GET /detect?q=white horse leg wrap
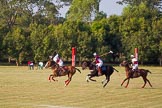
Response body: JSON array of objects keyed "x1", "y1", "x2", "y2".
[{"x1": 86, "y1": 76, "x2": 90, "y2": 81}]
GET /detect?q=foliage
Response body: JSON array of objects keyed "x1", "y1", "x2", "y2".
[
  {"x1": 120, "y1": 2, "x2": 162, "y2": 64},
  {"x1": 66, "y1": 0, "x2": 101, "y2": 21},
  {"x1": 0, "y1": 0, "x2": 162, "y2": 65}
]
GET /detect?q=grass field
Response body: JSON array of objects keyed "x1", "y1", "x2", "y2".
[{"x1": 0, "y1": 65, "x2": 162, "y2": 108}]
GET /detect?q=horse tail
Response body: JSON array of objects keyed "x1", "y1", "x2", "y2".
[
  {"x1": 75, "y1": 67, "x2": 81, "y2": 73},
  {"x1": 113, "y1": 68, "x2": 119, "y2": 72},
  {"x1": 146, "y1": 70, "x2": 152, "y2": 74}
]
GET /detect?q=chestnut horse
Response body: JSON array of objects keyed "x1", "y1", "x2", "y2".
[
  {"x1": 45, "y1": 60, "x2": 81, "y2": 87},
  {"x1": 81, "y1": 61, "x2": 119, "y2": 88},
  {"x1": 120, "y1": 60, "x2": 152, "y2": 88}
]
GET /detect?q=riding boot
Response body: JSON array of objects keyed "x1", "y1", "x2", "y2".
[
  {"x1": 134, "y1": 69, "x2": 138, "y2": 76},
  {"x1": 60, "y1": 67, "x2": 65, "y2": 74},
  {"x1": 98, "y1": 67, "x2": 102, "y2": 76},
  {"x1": 132, "y1": 69, "x2": 138, "y2": 77},
  {"x1": 56, "y1": 68, "x2": 61, "y2": 76}
]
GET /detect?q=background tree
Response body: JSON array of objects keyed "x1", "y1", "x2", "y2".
[
  {"x1": 66, "y1": 0, "x2": 101, "y2": 21},
  {"x1": 120, "y1": 1, "x2": 161, "y2": 64},
  {"x1": 0, "y1": 0, "x2": 162, "y2": 66},
  {"x1": 3, "y1": 27, "x2": 26, "y2": 65},
  {"x1": 29, "y1": 23, "x2": 56, "y2": 63}
]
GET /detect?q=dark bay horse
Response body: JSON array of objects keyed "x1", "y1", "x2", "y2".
[
  {"x1": 81, "y1": 61, "x2": 119, "y2": 88},
  {"x1": 45, "y1": 60, "x2": 81, "y2": 87},
  {"x1": 120, "y1": 60, "x2": 152, "y2": 88}
]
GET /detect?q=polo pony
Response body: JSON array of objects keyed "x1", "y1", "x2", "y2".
[
  {"x1": 120, "y1": 60, "x2": 152, "y2": 88},
  {"x1": 81, "y1": 61, "x2": 119, "y2": 88},
  {"x1": 45, "y1": 59, "x2": 81, "y2": 87}
]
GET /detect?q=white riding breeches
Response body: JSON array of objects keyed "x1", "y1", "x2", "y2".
[
  {"x1": 132, "y1": 64, "x2": 138, "y2": 70},
  {"x1": 96, "y1": 62, "x2": 103, "y2": 68}
]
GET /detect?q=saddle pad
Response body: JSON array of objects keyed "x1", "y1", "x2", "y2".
[{"x1": 101, "y1": 66, "x2": 107, "y2": 71}]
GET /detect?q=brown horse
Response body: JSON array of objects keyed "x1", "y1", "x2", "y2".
[
  {"x1": 120, "y1": 60, "x2": 152, "y2": 88},
  {"x1": 45, "y1": 60, "x2": 81, "y2": 87},
  {"x1": 81, "y1": 61, "x2": 119, "y2": 88}
]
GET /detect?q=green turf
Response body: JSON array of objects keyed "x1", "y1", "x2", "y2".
[{"x1": 0, "y1": 66, "x2": 162, "y2": 108}]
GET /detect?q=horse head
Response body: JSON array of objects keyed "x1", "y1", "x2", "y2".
[
  {"x1": 120, "y1": 60, "x2": 130, "y2": 67},
  {"x1": 81, "y1": 61, "x2": 96, "y2": 71},
  {"x1": 120, "y1": 60, "x2": 132, "y2": 74},
  {"x1": 81, "y1": 61, "x2": 88, "y2": 70}
]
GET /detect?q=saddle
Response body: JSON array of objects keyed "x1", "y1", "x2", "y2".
[
  {"x1": 57, "y1": 66, "x2": 68, "y2": 76},
  {"x1": 101, "y1": 66, "x2": 107, "y2": 71},
  {"x1": 130, "y1": 69, "x2": 140, "y2": 77},
  {"x1": 101, "y1": 65, "x2": 113, "y2": 72}
]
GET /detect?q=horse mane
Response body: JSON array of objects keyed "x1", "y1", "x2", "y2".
[
  {"x1": 51, "y1": 61, "x2": 56, "y2": 65},
  {"x1": 123, "y1": 61, "x2": 131, "y2": 68},
  {"x1": 81, "y1": 60, "x2": 96, "y2": 71},
  {"x1": 49, "y1": 60, "x2": 57, "y2": 67}
]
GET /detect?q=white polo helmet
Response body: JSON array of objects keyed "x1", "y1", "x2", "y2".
[
  {"x1": 131, "y1": 55, "x2": 134, "y2": 58},
  {"x1": 93, "y1": 52, "x2": 97, "y2": 56},
  {"x1": 109, "y1": 50, "x2": 113, "y2": 54},
  {"x1": 49, "y1": 56, "x2": 53, "y2": 59}
]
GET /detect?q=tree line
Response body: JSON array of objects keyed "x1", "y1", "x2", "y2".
[{"x1": 0, "y1": 0, "x2": 162, "y2": 65}]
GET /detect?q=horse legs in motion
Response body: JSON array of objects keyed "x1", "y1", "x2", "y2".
[
  {"x1": 86, "y1": 73, "x2": 111, "y2": 88},
  {"x1": 48, "y1": 67, "x2": 58, "y2": 82},
  {"x1": 48, "y1": 72, "x2": 74, "y2": 87},
  {"x1": 86, "y1": 74, "x2": 97, "y2": 82},
  {"x1": 102, "y1": 75, "x2": 110, "y2": 88},
  {"x1": 141, "y1": 75, "x2": 152, "y2": 88},
  {"x1": 48, "y1": 74, "x2": 58, "y2": 82},
  {"x1": 64, "y1": 74, "x2": 73, "y2": 87},
  {"x1": 121, "y1": 77, "x2": 130, "y2": 88},
  {"x1": 64, "y1": 67, "x2": 81, "y2": 87}
]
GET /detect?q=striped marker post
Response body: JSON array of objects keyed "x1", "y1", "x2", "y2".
[
  {"x1": 135, "y1": 48, "x2": 138, "y2": 60},
  {"x1": 72, "y1": 47, "x2": 76, "y2": 66}
]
